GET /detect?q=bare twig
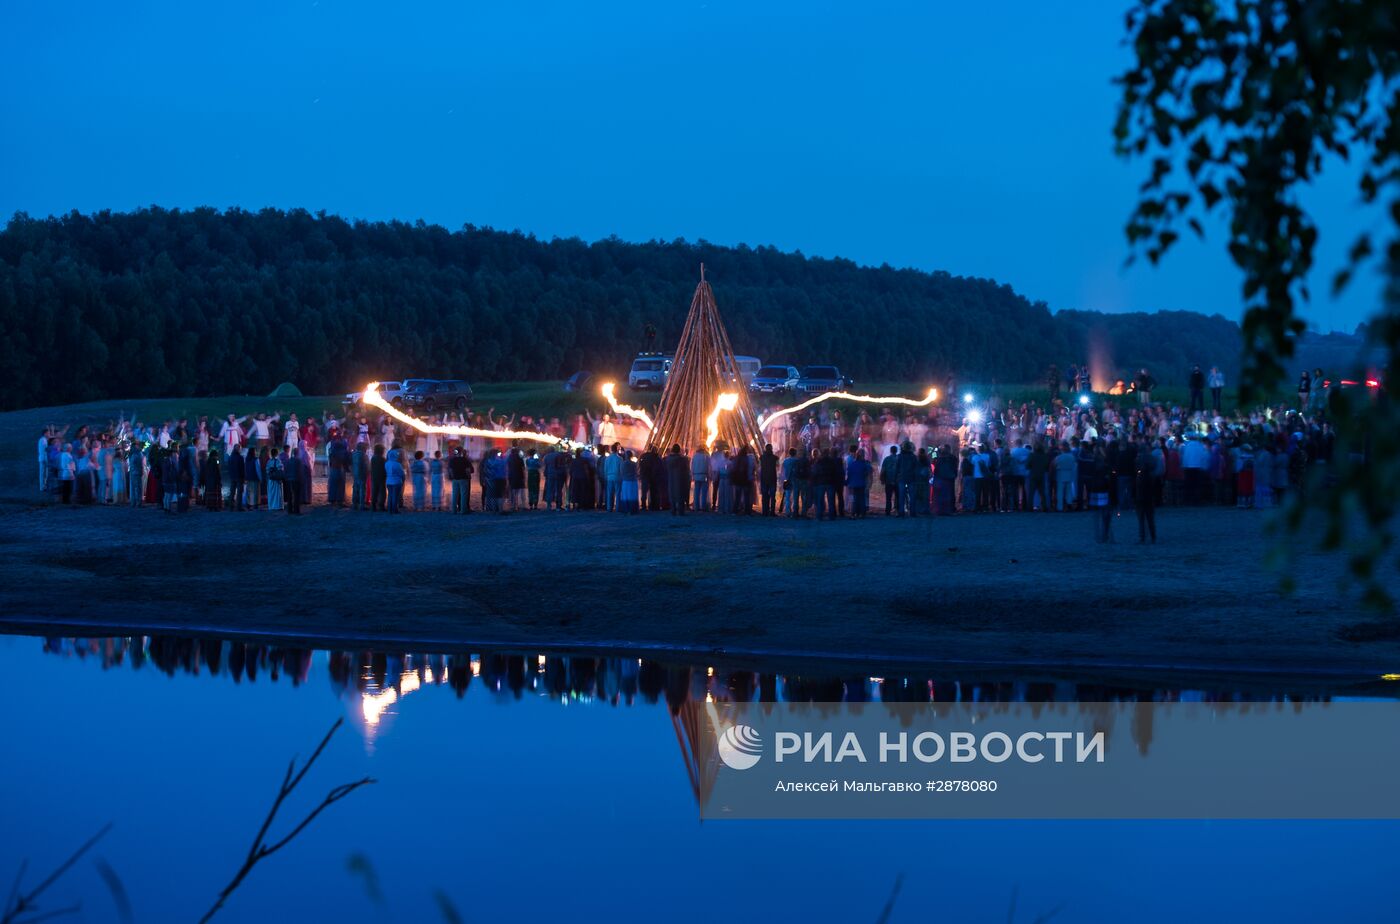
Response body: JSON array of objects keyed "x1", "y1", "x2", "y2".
[
  {"x1": 198, "y1": 718, "x2": 375, "y2": 924},
  {"x1": 873, "y1": 872, "x2": 903, "y2": 924},
  {"x1": 1, "y1": 824, "x2": 111, "y2": 924}
]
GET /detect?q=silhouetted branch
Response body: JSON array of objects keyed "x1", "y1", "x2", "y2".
[
  {"x1": 1, "y1": 824, "x2": 111, "y2": 924},
  {"x1": 873, "y1": 872, "x2": 904, "y2": 924},
  {"x1": 198, "y1": 718, "x2": 375, "y2": 924}
]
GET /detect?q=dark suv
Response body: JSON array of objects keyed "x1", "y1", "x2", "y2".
[
  {"x1": 401, "y1": 379, "x2": 474, "y2": 413},
  {"x1": 749, "y1": 364, "x2": 801, "y2": 395},
  {"x1": 796, "y1": 365, "x2": 853, "y2": 395}
]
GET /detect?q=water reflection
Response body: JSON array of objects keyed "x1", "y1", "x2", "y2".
[{"x1": 36, "y1": 633, "x2": 1395, "y2": 755}]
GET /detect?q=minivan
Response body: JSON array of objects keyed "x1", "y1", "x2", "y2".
[{"x1": 628, "y1": 353, "x2": 673, "y2": 389}]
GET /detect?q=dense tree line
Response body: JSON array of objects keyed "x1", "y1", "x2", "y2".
[{"x1": 0, "y1": 207, "x2": 1245, "y2": 410}]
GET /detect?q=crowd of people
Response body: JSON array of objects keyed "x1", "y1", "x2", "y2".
[{"x1": 34, "y1": 362, "x2": 1355, "y2": 544}]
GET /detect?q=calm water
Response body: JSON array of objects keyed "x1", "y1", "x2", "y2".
[{"x1": 2, "y1": 633, "x2": 1396, "y2": 923}]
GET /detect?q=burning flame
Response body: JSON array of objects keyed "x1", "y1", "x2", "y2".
[
  {"x1": 759, "y1": 388, "x2": 938, "y2": 434},
  {"x1": 705, "y1": 392, "x2": 739, "y2": 449},
  {"x1": 361, "y1": 382, "x2": 574, "y2": 448},
  {"x1": 600, "y1": 382, "x2": 655, "y2": 431}
]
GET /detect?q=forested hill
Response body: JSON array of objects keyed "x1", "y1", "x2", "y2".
[{"x1": 0, "y1": 207, "x2": 1243, "y2": 410}]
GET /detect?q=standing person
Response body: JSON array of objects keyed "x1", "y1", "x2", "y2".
[
  {"x1": 486, "y1": 449, "x2": 508, "y2": 513},
  {"x1": 525, "y1": 449, "x2": 541, "y2": 510},
  {"x1": 1135, "y1": 442, "x2": 1159, "y2": 543},
  {"x1": 600, "y1": 448, "x2": 621, "y2": 512},
  {"x1": 283, "y1": 413, "x2": 300, "y2": 453},
  {"x1": 507, "y1": 447, "x2": 527, "y2": 511},
  {"x1": 1053, "y1": 440, "x2": 1077, "y2": 511},
  {"x1": 448, "y1": 447, "x2": 472, "y2": 514},
  {"x1": 731, "y1": 446, "x2": 752, "y2": 514},
  {"x1": 1009, "y1": 439, "x2": 1031, "y2": 511},
  {"x1": 243, "y1": 445, "x2": 262, "y2": 509},
  {"x1": 932, "y1": 445, "x2": 958, "y2": 515},
  {"x1": 846, "y1": 449, "x2": 871, "y2": 518},
  {"x1": 37, "y1": 430, "x2": 52, "y2": 493},
  {"x1": 1181, "y1": 433, "x2": 1211, "y2": 504},
  {"x1": 218, "y1": 414, "x2": 246, "y2": 458},
  {"x1": 896, "y1": 441, "x2": 920, "y2": 517},
  {"x1": 284, "y1": 448, "x2": 302, "y2": 514},
  {"x1": 299, "y1": 442, "x2": 313, "y2": 506},
  {"x1": 410, "y1": 451, "x2": 428, "y2": 511},
  {"x1": 57, "y1": 443, "x2": 76, "y2": 504},
  {"x1": 664, "y1": 445, "x2": 690, "y2": 515},
  {"x1": 712, "y1": 448, "x2": 731, "y2": 513},
  {"x1": 1308, "y1": 368, "x2": 1328, "y2": 414},
  {"x1": 227, "y1": 442, "x2": 245, "y2": 511},
  {"x1": 161, "y1": 448, "x2": 179, "y2": 511},
  {"x1": 568, "y1": 448, "x2": 595, "y2": 510},
  {"x1": 177, "y1": 442, "x2": 197, "y2": 513},
  {"x1": 541, "y1": 447, "x2": 560, "y2": 511},
  {"x1": 127, "y1": 441, "x2": 145, "y2": 507},
  {"x1": 690, "y1": 446, "x2": 710, "y2": 511},
  {"x1": 202, "y1": 449, "x2": 224, "y2": 511},
  {"x1": 385, "y1": 450, "x2": 405, "y2": 514},
  {"x1": 1208, "y1": 366, "x2": 1225, "y2": 413},
  {"x1": 706, "y1": 444, "x2": 724, "y2": 510},
  {"x1": 477, "y1": 449, "x2": 492, "y2": 511},
  {"x1": 1088, "y1": 445, "x2": 1113, "y2": 543},
  {"x1": 971, "y1": 442, "x2": 992, "y2": 513},
  {"x1": 1133, "y1": 367, "x2": 1156, "y2": 406},
  {"x1": 637, "y1": 448, "x2": 657, "y2": 511},
  {"x1": 1297, "y1": 369, "x2": 1312, "y2": 410},
  {"x1": 350, "y1": 442, "x2": 368, "y2": 510},
  {"x1": 759, "y1": 443, "x2": 779, "y2": 516},
  {"x1": 1027, "y1": 440, "x2": 1050, "y2": 512},
  {"x1": 267, "y1": 449, "x2": 286, "y2": 511},
  {"x1": 780, "y1": 447, "x2": 799, "y2": 515},
  {"x1": 619, "y1": 450, "x2": 640, "y2": 513},
  {"x1": 791, "y1": 449, "x2": 814, "y2": 518},
  {"x1": 1188, "y1": 364, "x2": 1206, "y2": 414},
  {"x1": 431, "y1": 450, "x2": 446, "y2": 510},
  {"x1": 326, "y1": 430, "x2": 349, "y2": 507},
  {"x1": 370, "y1": 444, "x2": 387, "y2": 512},
  {"x1": 257, "y1": 445, "x2": 271, "y2": 508}
]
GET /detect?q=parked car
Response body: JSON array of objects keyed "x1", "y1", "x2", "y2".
[
  {"x1": 564, "y1": 371, "x2": 595, "y2": 392},
  {"x1": 628, "y1": 353, "x2": 673, "y2": 390},
  {"x1": 748, "y1": 364, "x2": 801, "y2": 395},
  {"x1": 796, "y1": 365, "x2": 853, "y2": 395},
  {"x1": 400, "y1": 379, "x2": 474, "y2": 412},
  {"x1": 733, "y1": 356, "x2": 763, "y2": 385},
  {"x1": 342, "y1": 379, "x2": 434, "y2": 409}
]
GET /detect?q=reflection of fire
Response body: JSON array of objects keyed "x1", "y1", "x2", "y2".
[
  {"x1": 361, "y1": 382, "x2": 572, "y2": 447},
  {"x1": 759, "y1": 388, "x2": 938, "y2": 435},
  {"x1": 360, "y1": 667, "x2": 427, "y2": 730},
  {"x1": 361, "y1": 686, "x2": 398, "y2": 726},
  {"x1": 705, "y1": 393, "x2": 739, "y2": 449},
  {"x1": 600, "y1": 382, "x2": 655, "y2": 431}
]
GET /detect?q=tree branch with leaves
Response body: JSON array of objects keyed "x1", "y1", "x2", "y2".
[{"x1": 1117, "y1": 0, "x2": 1400, "y2": 607}]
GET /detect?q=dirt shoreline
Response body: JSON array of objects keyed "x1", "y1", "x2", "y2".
[{"x1": 1, "y1": 498, "x2": 1395, "y2": 683}]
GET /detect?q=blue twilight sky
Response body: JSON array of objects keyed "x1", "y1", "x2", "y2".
[{"x1": 0, "y1": 0, "x2": 1384, "y2": 332}]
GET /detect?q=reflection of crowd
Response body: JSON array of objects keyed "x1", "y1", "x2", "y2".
[
  {"x1": 43, "y1": 634, "x2": 1354, "y2": 711},
  {"x1": 39, "y1": 634, "x2": 1371, "y2": 761},
  {"x1": 34, "y1": 362, "x2": 1366, "y2": 547}
]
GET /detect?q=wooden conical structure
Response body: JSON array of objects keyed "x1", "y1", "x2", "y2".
[{"x1": 647, "y1": 268, "x2": 765, "y2": 453}]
